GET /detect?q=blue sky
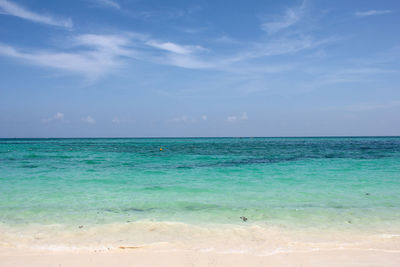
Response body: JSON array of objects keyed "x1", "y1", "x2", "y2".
[{"x1": 0, "y1": 0, "x2": 399, "y2": 137}]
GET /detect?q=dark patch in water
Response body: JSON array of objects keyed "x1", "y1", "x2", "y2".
[
  {"x1": 183, "y1": 203, "x2": 219, "y2": 211},
  {"x1": 21, "y1": 165, "x2": 39, "y2": 168},
  {"x1": 143, "y1": 186, "x2": 163, "y2": 191},
  {"x1": 124, "y1": 207, "x2": 148, "y2": 212},
  {"x1": 103, "y1": 207, "x2": 153, "y2": 213},
  {"x1": 332, "y1": 205, "x2": 345, "y2": 209},
  {"x1": 85, "y1": 160, "x2": 99, "y2": 165},
  {"x1": 187, "y1": 157, "x2": 298, "y2": 168},
  {"x1": 176, "y1": 166, "x2": 193, "y2": 169},
  {"x1": 26, "y1": 154, "x2": 41, "y2": 159}
]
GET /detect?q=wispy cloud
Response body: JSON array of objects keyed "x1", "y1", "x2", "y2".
[
  {"x1": 82, "y1": 115, "x2": 96, "y2": 124},
  {"x1": 159, "y1": 53, "x2": 212, "y2": 69},
  {"x1": 0, "y1": 0, "x2": 72, "y2": 28},
  {"x1": 355, "y1": 10, "x2": 392, "y2": 17},
  {"x1": 0, "y1": 33, "x2": 133, "y2": 80},
  {"x1": 146, "y1": 40, "x2": 205, "y2": 55},
  {"x1": 95, "y1": 0, "x2": 120, "y2": 10},
  {"x1": 0, "y1": 0, "x2": 337, "y2": 82},
  {"x1": 227, "y1": 112, "x2": 248, "y2": 123},
  {"x1": 208, "y1": 2, "x2": 337, "y2": 71},
  {"x1": 74, "y1": 34, "x2": 133, "y2": 56},
  {"x1": 0, "y1": 27, "x2": 336, "y2": 80},
  {"x1": 125, "y1": 4, "x2": 203, "y2": 22},
  {"x1": 232, "y1": 36, "x2": 332, "y2": 63},
  {"x1": 261, "y1": 1, "x2": 305, "y2": 34},
  {"x1": 201, "y1": 115, "x2": 207, "y2": 121},
  {"x1": 143, "y1": 32, "x2": 332, "y2": 70},
  {"x1": 0, "y1": 1, "x2": 334, "y2": 79}
]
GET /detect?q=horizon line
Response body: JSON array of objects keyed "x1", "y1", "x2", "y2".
[{"x1": 1, "y1": 135, "x2": 400, "y2": 139}]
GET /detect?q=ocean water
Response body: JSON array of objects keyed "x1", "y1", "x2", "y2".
[{"x1": 1, "y1": 137, "x2": 400, "y2": 250}]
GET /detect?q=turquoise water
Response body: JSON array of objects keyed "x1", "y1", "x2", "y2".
[{"x1": 1, "y1": 137, "x2": 400, "y2": 231}]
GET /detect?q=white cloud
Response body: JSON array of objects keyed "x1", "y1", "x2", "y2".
[
  {"x1": 146, "y1": 40, "x2": 205, "y2": 55},
  {"x1": 261, "y1": 2, "x2": 305, "y2": 34},
  {"x1": 355, "y1": 10, "x2": 392, "y2": 17},
  {"x1": 82, "y1": 115, "x2": 96, "y2": 124},
  {"x1": 0, "y1": 33, "x2": 133, "y2": 80},
  {"x1": 0, "y1": 0, "x2": 72, "y2": 28},
  {"x1": 240, "y1": 112, "x2": 248, "y2": 120},
  {"x1": 74, "y1": 34, "x2": 133, "y2": 56},
  {"x1": 227, "y1": 116, "x2": 237, "y2": 122},
  {"x1": 227, "y1": 112, "x2": 248, "y2": 123},
  {"x1": 141, "y1": 39, "x2": 212, "y2": 69},
  {"x1": 112, "y1": 116, "x2": 120, "y2": 124},
  {"x1": 220, "y1": 35, "x2": 336, "y2": 68},
  {"x1": 0, "y1": 29, "x2": 214, "y2": 78},
  {"x1": 0, "y1": 9, "x2": 336, "y2": 81},
  {"x1": 0, "y1": 30, "x2": 334, "y2": 80},
  {"x1": 42, "y1": 112, "x2": 65, "y2": 123},
  {"x1": 54, "y1": 112, "x2": 64, "y2": 120},
  {"x1": 0, "y1": 32, "x2": 212, "y2": 78},
  {"x1": 201, "y1": 115, "x2": 207, "y2": 121},
  {"x1": 96, "y1": 0, "x2": 120, "y2": 10},
  {"x1": 0, "y1": 43, "x2": 109, "y2": 80},
  {"x1": 135, "y1": 34, "x2": 322, "y2": 71}
]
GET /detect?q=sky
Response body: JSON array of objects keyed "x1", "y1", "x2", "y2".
[{"x1": 0, "y1": 0, "x2": 399, "y2": 137}]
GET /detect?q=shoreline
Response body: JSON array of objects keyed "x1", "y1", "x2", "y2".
[
  {"x1": 2, "y1": 221, "x2": 400, "y2": 249},
  {"x1": 1, "y1": 222, "x2": 400, "y2": 266}
]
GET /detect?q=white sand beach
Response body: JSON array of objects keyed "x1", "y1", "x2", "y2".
[{"x1": 1, "y1": 222, "x2": 400, "y2": 266}]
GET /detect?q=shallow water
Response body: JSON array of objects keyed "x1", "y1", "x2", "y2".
[{"x1": 1, "y1": 137, "x2": 400, "y2": 248}]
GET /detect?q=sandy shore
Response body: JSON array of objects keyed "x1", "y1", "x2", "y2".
[
  {"x1": 1, "y1": 246, "x2": 400, "y2": 267},
  {"x1": 1, "y1": 222, "x2": 400, "y2": 266}
]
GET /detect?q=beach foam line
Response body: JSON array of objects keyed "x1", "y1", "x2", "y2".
[
  {"x1": 257, "y1": 247, "x2": 400, "y2": 257},
  {"x1": 1, "y1": 220, "x2": 400, "y2": 254}
]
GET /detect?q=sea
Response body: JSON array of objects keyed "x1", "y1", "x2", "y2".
[{"x1": 1, "y1": 137, "x2": 400, "y2": 251}]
